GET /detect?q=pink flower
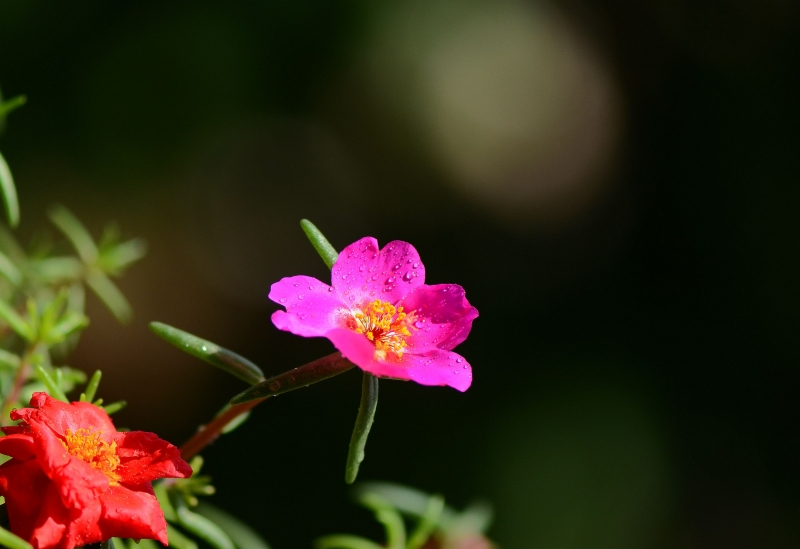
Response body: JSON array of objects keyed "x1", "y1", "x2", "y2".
[{"x1": 270, "y1": 237, "x2": 478, "y2": 391}]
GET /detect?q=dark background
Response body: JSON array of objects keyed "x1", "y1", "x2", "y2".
[{"x1": 1, "y1": 1, "x2": 799, "y2": 547}]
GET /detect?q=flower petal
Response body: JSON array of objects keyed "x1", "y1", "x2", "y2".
[
  {"x1": 401, "y1": 284, "x2": 479, "y2": 353},
  {"x1": 331, "y1": 238, "x2": 426, "y2": 305},
  {"x1": 404, "y1": 351, "x2": 473, "y2": 392},
  {"x1": 98, "y1": 484, "x2": 169, "y2": 545},
  {"x1": 15, "y1": 392, "x2": 117, "y2": 440},
  {"x1": 269, "y1": 275, "x2": 350, "y2": 337},
  {"x1": 0, "y1": 432, "x2": 36, "y2": 461},
  {"x1": 325, "y1": 328, "x2": 411, "y2": 380},
  {"x1": 0, "y1": 460, "x2": 49, "y2": 544},
  {"x1": 114, "y1": 431, "x2": 192, "y2": 485}
]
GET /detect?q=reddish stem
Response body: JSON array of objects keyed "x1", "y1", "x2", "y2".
[
  {"x1": 1, "y1": 347, "x2": 34, "y2": 425},
  {"x1": 180, "y1": 399, "x2": 265, "y2": 461}
]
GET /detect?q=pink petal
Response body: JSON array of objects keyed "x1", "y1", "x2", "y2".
[
  {"x1": 331, "y1": 237, "x2": 426, "y2": 306},
  {"x1": 401, "y1": 284, "x2": 479, "y2": 353},
  {"x1": 269, "y1": 275, "x2": 351, "y2": 337},
  {"x1": 325, "y1": 328, "x2": 412, "y2": 380},
  {"x1": 405, "y1": 351, "x2": 473, "y2": 392},
  {"x1": 325, "y1": 329, "x2": 472, "y2": 391}
]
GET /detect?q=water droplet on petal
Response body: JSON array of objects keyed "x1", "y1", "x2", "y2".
[
  {"x1": 293, "y1": 283, "x2": 300, "y2": 287},
  {"x1": 349, "y1": 295, "x2": 356, "y2": 302},
  {"x1": 298, "y1": 294, "x2": 305, "y2": 300},
  {"x1": 407, "y1": 258, "x2": 414, "y2": 263},
  {"x1": 328, "y1": 287, "x2": 334, "y2": 292},
  {"x1": 279, "y1": 298, "x2": 287, "y2": 303},
  {"x1": 456, "y1": 358, "x2": 463, "y2": 363},
  {"x1": 359, "y1": 265, "x2": 365, "y2": 272},
  {"x1": 402, "y1": 271, "x2": 412, "y2": 282},
  {"x1": 392, "y1": 263, "x2": 402, "y2": 271},
  {"x1": 414, "y1": 320, "x2": 425, "y2": 329},
  {"x1": 387, "y1": 276, "x2": 396, "y2": 284},
  {"x1": 413, "y1": 262, "x2": 420, "y2": 268}
]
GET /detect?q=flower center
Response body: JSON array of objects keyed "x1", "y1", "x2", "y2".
[
  {"x1": 353, "y1": 300, "x2": 412, "y2": 360},
  {"x1": 61, "y1": 428, "x2": 121, "y2": 485}
]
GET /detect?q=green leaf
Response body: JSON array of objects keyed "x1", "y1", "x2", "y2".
[
  {"x1": 300, "y1": 219, "x2": 338, "y2": 269},
  {"x1": 447, "y1": 501, "x2": 494, "y2": 536},
  {"x1": 154, "y1": 483, "x2": 178, "y2": 522},
  {"x1": 39, "y1": 288, "x2": 69, "y2": 339},
  {"x1": 46, "y1": 311, "x2": 89, "y2": 343},
  {"x1": 0, "y1": 248, "x2": 21, "y2": 286},
  {"x1": 132, "y1": 539, "x2": 159, "y2": 549},
  {"x1": 0, "y1": 348, "x2": 20, "y2": 370},
  {"x1": 149, "y1": 322, "x2": 265, "y2": 386},
  {"x1": 345, "y1": 373, "x2": 379, "y2": 484},
  {"x1": 0, "y1": 524, "x2": 33, "y2": 549},
  {"x1": 220, "y1": 408, "x2": 251, "y2": 434},
  {"x1": 230, "y1": 352, "x2": 354, "y2": 404},
  {"x1": 83, "y1": 369, "x2": 102, "y2": 402},
  {"x1": 48, "y1": 205, "x2": 98, "y2": 263},
  {"x1": 110, "y1": 538, "x2": 128, "y2": 549},
  {"x1": 167, "y1": 524, "x2": 199, "y2": 549},
  {"x1": 315, "y1": 535, "x2": 383, "y2": 549},
  {"x1": 98, "y1": 238, "x2": 147, "y2": 276},
  {"x1": 0, "y1": 299, "x2": 33, "y2": 341},
  {"x1": 86, "y1": 271, "x2": 132, "y2": 323},
  {"x1": 0, "y1": 151, "x2": 20, "y2": 228},
  {"x1": 103, "y1": 400, "x2": 127, "y2": 414},
  {"x1": 34, "y1": 364, "x2": 68, "y2": 402},
  {"x1": 196, "y1": 502, "x2": 272, "y2": 549},
  {"x1": 0, "y1": 94, "x2": 27, "y2": 119},
  {"x1": 359, "y1": 493, "x2": 405, "y2": 549},
  {"x1": 406, "y1": 495, "x2": 445, "y2": 549},
  {"x1": 28, "y1": 256, "x2": 84, "y2": 283},
  {"x1": 176, "y1": 499, "x2": 235, "y2": 549}
]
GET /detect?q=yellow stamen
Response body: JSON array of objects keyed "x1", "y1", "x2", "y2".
[
  {"x1": 61, "y1": 428, "x2": 121, "y2": 485},
  {"x1": 353, "y1": 300, "x2": 412, "y2": 360}
]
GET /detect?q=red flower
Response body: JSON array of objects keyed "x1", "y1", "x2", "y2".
[{"x1": 0, "y1": 392, "x2": 192, "y2": 549}]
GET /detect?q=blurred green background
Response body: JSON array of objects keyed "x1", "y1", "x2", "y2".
[{"x1": 2, "y1": 0, "x2": 799, "y2": 547}]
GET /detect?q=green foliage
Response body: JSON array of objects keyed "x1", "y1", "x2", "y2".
[
  {"x1": 345, "y1": 373, "x2": 379, "y2": 484},
  {"x1": 317, "y1": 484, "x2": 494, "y2": 549}
]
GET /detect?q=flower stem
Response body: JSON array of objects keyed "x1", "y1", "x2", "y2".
[
  {"x1": 1, "y1": 345, "x2": 36, "y2": 425},
  {"x1": 181, "y1": 352, "x2": 356, "y2": 460}
]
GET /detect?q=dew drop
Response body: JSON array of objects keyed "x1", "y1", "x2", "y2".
[
  {"x1": 279, "y1": 298, "x2": 287, "y2": 303},
  {"x1": 371, "y1": 274, "x2": 378, "y2": 281},
  {"x1": 359, "y1": 265, "x2": 365, "y2": 272},
  {"x1": 407, "y1": 258, "x2": 414, "y2": 263},
  {"x1": 456, "y1": 358, "x2": 463, "y2": 363},
  {"x1": 387, "y1": 276, "x2": 396, "y2": 284},
  {"x1": 402, "y1": 271, "x2": 412, "y2": 282},
  {"x1": 414, "y1": 320, "x2": 425, "y2": 329},
  {"x1": 201, "y1": 346, "x2": 207, "y2": 352},
  {"x1": 328, "y1": 287, "x2": 334, "y2": 292},
  {"x1": 293, "y1": 283, "x2": 300, "y2": 287},
  {"x1": 413, "y1": 262, "x2": 420, "y2": 268},
  {"x1": 463, "y1": 365, "x2": 469, "y2": 369},
  {"x1": 297, "y1": 294, "x2": 305, "y2": 300},
  {"x1": 392, "y1": 263, "x2": 402, "y2": 271},
  {"x1": 308, "y1": 286, "x2": 314, "y2": 290}
]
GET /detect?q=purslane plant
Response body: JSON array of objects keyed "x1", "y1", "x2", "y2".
[{"x1": 0, "y1": 85, "x2": 488, "y2": 549}]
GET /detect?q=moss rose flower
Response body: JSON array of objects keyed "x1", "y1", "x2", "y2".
[
  {"x1": 270, "y1": 237, "x2": 478, "y2": 391},
  {"x1": 0, "y1": 392, "x2": 192, "y2": 549}
]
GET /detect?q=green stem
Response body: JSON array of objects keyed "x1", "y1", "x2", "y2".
[{"x1": 345, "y1": 373, "x2": 379, "y2": 484}]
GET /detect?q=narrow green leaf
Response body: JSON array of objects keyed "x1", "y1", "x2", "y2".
[
  {"x1": 34, "y1": 364, "x2": 68, "y2": 402},
  {"x1": 98, "y1": 238, "x2": 147, "y2": 275},
  {"x1": 0, "y1": 524, "x2": 33, "y2": 549},
  {"x1": 149, "y1": 322, "x2": 265, "y2": 386},
  {"x1": 315, "y1": 535, "x2": 383, "y2": 549},
  {"x1": 0, "y1": 348, "x2": 20, "y2": 370},
  {"x1": 0, "y1": 248, "x2": 21, "y2": 286},
  {"x1": 48, "y1": 205, "x2": 98, "y2": 263},
  {"x1": 0, "y1": 151, "x2": 19, "y2": 228},
  {"x1": 39, "y1": 288, "x2": 69, "y2": 338},
  {"x1": 103, "y1": 400, "x2": 127, "y2": 414},
  {"x1": 46, "y1": 312, "x2": 89, "y2": 343},
  {"x1": 86, "y1": 272, "x2": 132, "y2": 323},
  {"x1": 300, "y1": 219, "x2": 338, "y2": 269},
  {"x1": 406, "y1": 495, "x2": 445, "y2": 549},
  {"x1": 447, "y1": 501, "x2": 494, "y2": 536},
  {"x1": 345, "y1": 373, "x2": 379, "y2": 484},
  {"x1": 196, "y1": 502, "x2": 272, "y2": 549},
  {"x1": 154, "y1": 483, "x2": 178, "y2": 522},
  {"x1": 176, "y1": 500, "x2": 235, "y2": 549},
  {"x1": 0, "y1": 299, "x2": 33, "y2": 341},
  {"x1": 230, "y1": 352, "x2": 354, "y2": 404},
  {"x1": 100, "y1": 540, "x2": 114, "y2": 549},
  {"x1": 28, "y1": 256, "x2": 84, "y2": 283},
  {"x1": 110, "y1": 538, "x2": 128, "y2": 549},
  {"x1": 0, "y1": 94, "x2": 27, "y2": 119},
  {"x1": 359, "y1": 493, "x2": 405, "y2": 549},
  {"x1": 220, "y1": 409, "x2": 251, "y2": 434},
  {"x1": 167, "y1": 525, "x2": 199, "y2": 549},
  {"x1": 84, "y1": 370, "x2": 102, "y2": 402},
  {"x1": 133, "y1": 539, "x2": 159, "y2": 549},
  {"x1": 25, "y1": 298, "x2": 39, "y2": 339}
]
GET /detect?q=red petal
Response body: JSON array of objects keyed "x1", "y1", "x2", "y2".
[
  {"x1": 0, "y1": 432, "x2": 36, "y2": 461},
  {"x1": 0, "y1": 460, "x2": 49, "y2": 544},
  {"x1": 114, "y1": 431, "x2": 193, "y2": 485},
  {"x1": 98, "y1": 484, "x2": 169, "y2": 544}
]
